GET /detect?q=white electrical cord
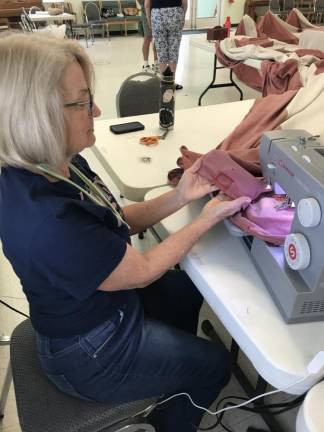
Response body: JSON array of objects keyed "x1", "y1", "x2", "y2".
[
  {"x1": 133, "y1": 352, "x2": 324, "y2": 420},
  {"x1": 153, "y1": 375, "x2": 311, "y2": 417}
]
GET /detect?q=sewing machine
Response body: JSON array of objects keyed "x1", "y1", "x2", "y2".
[{"x1": 228, "y1": 130, "x2": 324, "y2": 323}]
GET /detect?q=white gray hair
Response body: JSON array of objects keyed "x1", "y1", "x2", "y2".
[{"x1": 0, "y1": 32, "x2": 94, "y2": 170}]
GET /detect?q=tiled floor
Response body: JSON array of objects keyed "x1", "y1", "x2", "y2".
[{"x1": 0, "y1": 33, "x2": 298, "y2": 432}]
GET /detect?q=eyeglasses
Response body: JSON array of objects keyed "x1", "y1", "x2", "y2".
[{"x1": 64, "y1": 88, "x2": 94, "y2": 116}]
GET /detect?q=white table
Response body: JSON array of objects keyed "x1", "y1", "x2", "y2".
[
  {"x1": 190, "y1": 35, "x2": 262, "y2": 70},
  {"x1": 28, "y1": 12, "x2": 75, "y2": 23},
  {"x1": 145, "y1": 185, "x2": 324, "y2": 397},
  {"x1": 92, "y1": 100, "x2": 255, "y2": 201}
]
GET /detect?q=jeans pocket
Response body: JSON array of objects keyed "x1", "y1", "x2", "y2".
[
  {"x1": 81, "y1": 310, "x2": 124, "y2": 359},
  {"x1": 46, "y1": 372, "x2": 95, "y2": 402}
]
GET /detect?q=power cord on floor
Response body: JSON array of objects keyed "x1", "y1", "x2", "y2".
[
  {"x1": 0, "y1": 299, "x2": 29, "y2": 318},
  {"x1": 197, "y1": 393, "x2": 305, "y2": 431},
  {"x1": 155, "y1": 375, "x2": 309, "y2": 417}
]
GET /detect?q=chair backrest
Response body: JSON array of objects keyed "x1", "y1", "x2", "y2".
[
  {"x1": 269, "y1": 0, "x2": 281, "y2": 12},
  {"x1": 29, "y1": 6, "x2": 42, "y2": 14},
  {"x1": 10, "y1": 319, "x2": 157, "y2": 432},
  {"x1": 22, "y1": 7, "x2": 37, "y2": 29},
  {"x1": 20, "y1": 13, "x2": 34, "y2": 31},
  {"x1": 283, "y1": 0, "x2": 295, "y2": 11},
  {"x1": 85, "y1": 2, "x2": 101, "y2": 22},
  {"x1": 314, "y1": 0, "x2": 324, "y2": 11},
  {"x1": 116, "y1": 72, "x2": 160, "y2": 117}
]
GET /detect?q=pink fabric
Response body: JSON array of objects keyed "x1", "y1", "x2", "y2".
[
  {"x1": 213, "y1": 90, "x2": 297, "y2": 172},
  {"x1": 235, "y1": 20, "x2": 246, "y2": 36},
  {"x1": 233, "y1": 64, "x2": 263, "y2": 92},
  {"x1": 315, "y1": 59, "x2": 324, "y2": 74},
  {"x1": 215, "y1": 42, "x2": 263, "y2": 91},
  {"x1": 235, "y1": 37, "x2": 274, "y2": 48},
  {"x1": 257, "y1": 12, "x2": 299, "y2": 44},
  {"x1": 260, "y1": 59, "x2": 302, "y2": 96},
  {"x1": 167, "y1": 90, "x2": 297, "y2": 185},
  {"x1": 231, "y1": 195, "x2": 295, "y2": 245},
  {"x1": 198, "y1": 150, "x2": 295, "y2": 245},
  {"x1": 198, "y1": 149, "x2": 268, "y2": 200},
  {"x1": 286, "y1": 9, "x2": 302, "y2": 30},
  {"x1": 295, "y1": 48, "x2": 324, "y2": 59}
]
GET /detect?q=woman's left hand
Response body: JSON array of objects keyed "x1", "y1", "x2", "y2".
[{"x1": 176, "y1": 158, "x2": 218, "y2": 205}]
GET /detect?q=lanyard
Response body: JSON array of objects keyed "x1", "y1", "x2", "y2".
[{"x1": 37, "y1": 163, "x2": 130, "y2": 229}]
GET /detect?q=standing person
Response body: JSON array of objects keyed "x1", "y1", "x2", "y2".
[
  {"x1": 145, "y1": 0, "x2": 187, "y2": 90},
  {"x1": 0, "y1": 33, "x2": 251, "y2": 432},
  {"x1": 138, "y1": 0, "x2": 159, "y2": 73}
]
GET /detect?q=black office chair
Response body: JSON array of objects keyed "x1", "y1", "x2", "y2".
[
  {"x1": 10, "y1": 319, "x2": 158, "y2": 432},
  {"x1": 116, "y1": 72, "x2": 160, "y2": 117},
  {"x1": 115, "y1": 71, "x2": 160, "y2": 235}
]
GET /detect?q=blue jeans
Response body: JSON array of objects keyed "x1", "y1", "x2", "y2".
[{"x1": 36, "y1": 270, "x2": 231, "y2": 432}]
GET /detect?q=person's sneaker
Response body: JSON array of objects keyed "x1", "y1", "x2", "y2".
[
  {"x1": 142, "y1": 64, "x2": 151, "y2": 73},
  {"x1": 152, "y1": 63, "x2": 160, "y2": 74},
  {"x1": 175, "y1": 84, "x2": 183, "y2": 90}
]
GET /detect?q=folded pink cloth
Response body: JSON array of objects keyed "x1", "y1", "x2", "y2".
[
  {"x1": 257, "y1": 12, "x2": 299, "y2": 44},
  {"x1": 199, "y1": 149, "x2": 268, "y2": 200},
  {"x1": 261, "y1": 59, "x2": 302, "y2": 96},
  {"x1": 200, "y1": 150, "x2": 294, "y2": 245}
]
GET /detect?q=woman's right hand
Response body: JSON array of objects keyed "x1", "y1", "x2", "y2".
[{"x1": 200, "y1": 193, "x2": 251, "y2": 226}]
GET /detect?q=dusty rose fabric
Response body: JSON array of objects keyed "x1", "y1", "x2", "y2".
[
  {"x1": 235, "y1": 20, "x2": 245, "y2": 36},
  {"x1": 231, "y1": 195, "x2": 295, "y2": 245},
  {"x1": 286, "y1": 9, "x2": 302, "y2": 30},
  {"x1": 215, "y1": 42, "x2": 263, "y2": 91},
  {"x1": 260, "y1": 59, "x2": 302, "y2": 96},
  {"x1": 257, "y1": 13, "x2": 299, "y2": 44},
  {"x1": 233, "y1": 64, "x2": 263, "y2": 92},
  {"x1": 235, "y1": 37, "x2": 274, "y2": 48},
  {"x1": 315, "y1": 59, "x2": 324, "y2": 74},
  {"x1": 198, "y1": 149, "x2": 268, "y2": 200},
  {"x1": 295, "y1": 48, "x2": 324, "y2": 58},
  {"x1": 185, "y1": 148, "x2": 294, "y2": 245},
  {"x1": 168, "y1": 89, "x2": 297, "y2": 186},
  {"x1": 214, "y1": 90, "x2": 297, "y2": 172}
]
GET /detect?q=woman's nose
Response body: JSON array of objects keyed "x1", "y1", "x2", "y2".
[{"x1": 92, "y1": 102, "x2": 101, "y2": 118}]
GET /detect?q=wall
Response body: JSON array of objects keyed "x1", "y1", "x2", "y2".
[{"x1": 221, "y1": 0, "x2": 245, "y2": 25}]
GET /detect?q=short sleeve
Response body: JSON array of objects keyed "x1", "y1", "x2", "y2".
[{"x1": 30, "y1": 205, "x2": 127, "y2": 300}]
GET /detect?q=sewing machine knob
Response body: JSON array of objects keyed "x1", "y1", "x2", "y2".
[
  {"x1": 297, "y1": 198, "x2": 321, "y2": 227},
  {"x1": 284, "y1": 233, "x2": 310, "y2": 270}
]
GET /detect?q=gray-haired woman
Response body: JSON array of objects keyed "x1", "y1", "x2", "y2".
[{"x1": 0, "y1": 33, "x2": 250, "y2": 432}]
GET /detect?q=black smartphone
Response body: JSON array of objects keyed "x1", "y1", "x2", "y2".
[{"x1": 109, "y1": 121, "x2": 145, "y2": 134}]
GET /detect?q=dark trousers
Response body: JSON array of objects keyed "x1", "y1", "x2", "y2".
[{"x1": 37, "y1": 270, "x2": 231, "y2": 432}]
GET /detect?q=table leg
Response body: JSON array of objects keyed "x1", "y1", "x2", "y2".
[
  {"x1": 198, "y1": 54, "x2": 244, "y2": 106},
  {"x1": 198, "y1": 54, "x2": 218, "y2": 106},
  {"x1": 230, "y1": 69, "x2": 243, "y2": 101},
  {"x1": 0, "y1": 336, "x2": 11, "y2": 418},
  {"x1": 201, "y1": 320, "x2": 291, "y2": 432}
]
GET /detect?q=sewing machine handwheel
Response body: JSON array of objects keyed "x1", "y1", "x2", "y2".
[{"x1": 284, "y1": 233, "x2": 311, "y2": 271}]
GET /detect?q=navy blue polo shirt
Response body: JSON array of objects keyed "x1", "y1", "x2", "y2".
[{"x1": 0, "y1": 155, "x2": 142, "y2": 338}]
